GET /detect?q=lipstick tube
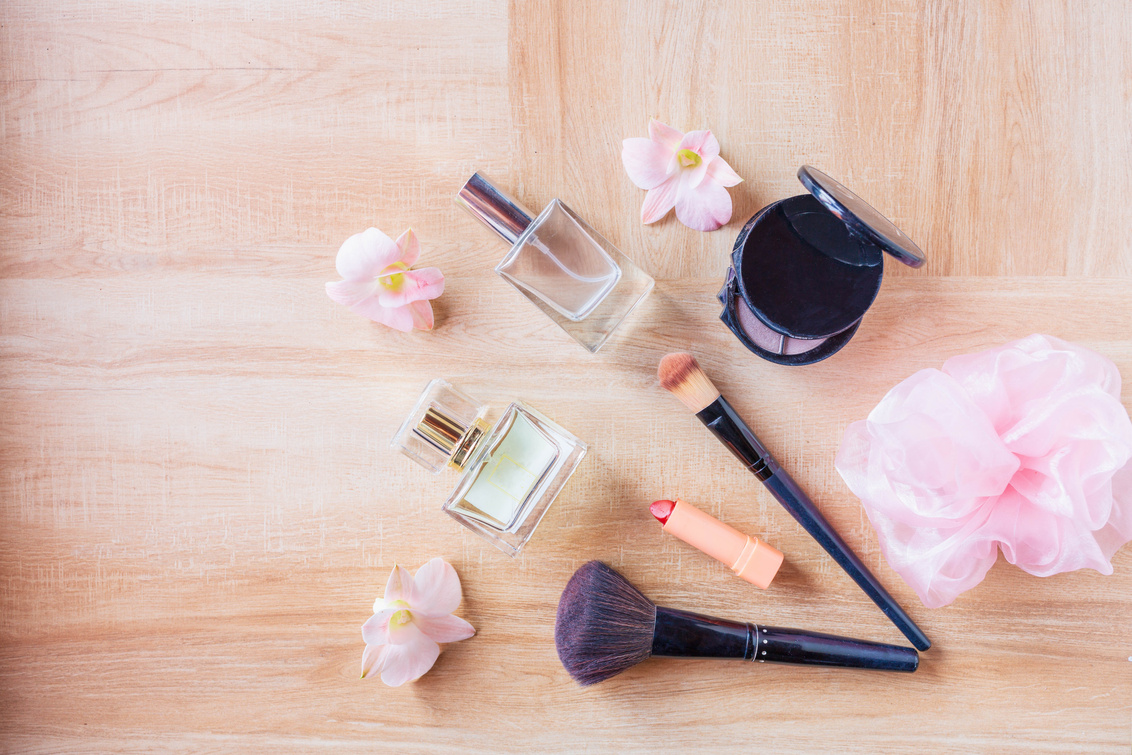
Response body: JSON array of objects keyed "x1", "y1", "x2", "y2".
[{"x1": 651, "y1": 499, "x2": 784, "y2": 589}]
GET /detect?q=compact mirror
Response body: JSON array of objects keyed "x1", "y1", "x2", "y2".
[{"x1": 797, "y1": 165, "x2": 926, "y2": 269}]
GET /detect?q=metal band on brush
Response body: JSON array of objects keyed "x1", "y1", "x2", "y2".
[{"x1": 696, "y1": 397, "x2": 777, "y2": 481}]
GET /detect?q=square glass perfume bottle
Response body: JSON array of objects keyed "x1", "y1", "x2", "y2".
[
  {"x1": 391, "y1": 379, "x2": 587, "y2": 557},
  {"x1": 456, "y1": 173, "x2": 654, "y2": 353}
]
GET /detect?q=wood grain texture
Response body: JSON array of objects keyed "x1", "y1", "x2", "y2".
[{"x1": 2, "y1": 1, "x2": 1131, "y2": 752}]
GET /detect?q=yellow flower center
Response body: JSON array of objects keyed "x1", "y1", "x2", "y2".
[
  {"x1": 392, "y1": 608, "x2": 412, "y2": 625},
  {"x1": 676, "y1": 149, "x2": 702, "y2": 169},
  {"x1": 378, "y1": 261, "x2": 410, "y2": 291}
]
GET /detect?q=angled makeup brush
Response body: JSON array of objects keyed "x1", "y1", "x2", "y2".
[
  {"x1": 657, "y1": 353, "x2": 930, "y2": 652},
  {"x1": 555, "y1": 561, "x2": 919, "y2": 686}
]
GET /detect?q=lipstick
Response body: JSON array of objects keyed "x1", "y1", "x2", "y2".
[{"x1": 650, "y1": 499, "x2": 784, "y2": 589}]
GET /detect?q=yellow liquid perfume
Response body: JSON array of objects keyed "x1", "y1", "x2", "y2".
[{"x1": 392, "y1": 379, "x2": 587, "y2": 556}]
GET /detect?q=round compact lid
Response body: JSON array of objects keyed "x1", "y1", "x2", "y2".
[
  {"x1": 736, "y1": 195, "x2": 883, "y2": 340},
  {"x1": 797, "y1": 165, "x2": 925, "y2": 268}
]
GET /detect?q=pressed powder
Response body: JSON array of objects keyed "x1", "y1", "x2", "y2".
[{"x1": 734, "y1": 292, "x2": 829, "y2": 356}]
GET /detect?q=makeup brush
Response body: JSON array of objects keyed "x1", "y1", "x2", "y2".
[
  {"x1": 657, "y1": 353, "x2": 930, "y2": 651},
  {"x1": 555, "y1": 561, "x2": 919, "y2": 686}
]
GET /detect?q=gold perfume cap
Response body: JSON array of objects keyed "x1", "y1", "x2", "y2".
[
  {"x1": 414, "y1": 407, "x2": 488, "y2": 471},
  {"x1": 392, "y1": 379, "x2": 490, "y2": 475},
  {"x1": 415, "y1": 407, "x2": 466, "y2": 454}
]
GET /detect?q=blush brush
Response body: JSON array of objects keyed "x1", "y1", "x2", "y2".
[
  {"x1": 555, "y1": 561, "x2": 918, "y2": 686},
  {"x1": 657, "y1": 352, "x2": 930, "y2": 652}
]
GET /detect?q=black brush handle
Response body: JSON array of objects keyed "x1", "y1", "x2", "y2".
[
  {"x1": 697, "y1": 397, "x2": 931, "y2": 651},
  {"x1": 752, "y1": 624, "x2": 918, "y2": 671},
  {"x1": 651, "y1": 607, "x2": 918, "y2": 672}
]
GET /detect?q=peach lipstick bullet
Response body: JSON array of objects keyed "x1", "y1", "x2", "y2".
[{"x1": 650, "y1": 499, "x2": 783, "y2": 589}]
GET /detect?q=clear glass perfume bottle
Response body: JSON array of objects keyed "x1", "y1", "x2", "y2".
[
  {"x1": 391, "y1": 379, "x2": 587, "y2": 557},
  {"x1": 456, "y1": 173, "x2": 654, "y2": 353}
]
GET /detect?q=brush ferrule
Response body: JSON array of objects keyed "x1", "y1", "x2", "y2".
[
  {"x1": 696, "y1": 397, "x2": 778, "y2": 481},
  {"x1": 651, "y1": 607, "x2": 753, "y2": 659}
]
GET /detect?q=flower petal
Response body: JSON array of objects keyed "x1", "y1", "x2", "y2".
[
  {"x1": 382, "y1": 606, "x2": 430, "y2": 642},
  {"x1": 335, "y1": 228, "x2": 402, "y2": 282},
  {"x1": 361, "y1": 608, "x2": 398, "y2": 646},
  {"x1": 415, "y1": 613, "x2": 476, "y2": 643},
  {"x1": 675, "y1": 176, "x2": 733, "y2": 231},
  {"x1": 410, "y1": 558, "x2": 463, "y2": 616},
  {"x1": 648, "y1": 119, "x2": 684, "y2": 151},
  {"x1": 621, "y1": 137, "x2": 674, "y2": 190},
  {"x1": 393, "y1": 228, "x2": 420, "y2": 268},
  {"x1": 377, "y1": 267, "x2": 445, "y2": 308},
  {"x1": 389, "y1": 615, "x2": 425, "y2": 642},
  {"x1": 674, "y1": 130, "x2": 717, "y2": 188},
  {"x1": 640, "y1": 176, "x2": 678, "y2": 224},
  {"x1": 360, "y1": 642, "x2": 390, "y2": 679},
  {"x1": 679, "y1": 129, "x2": 721, "y2": 164},
  {"x1": 348, "y1": 298, "x2": 415, "y2": 332},
  {"x1": 386, "y1": 612, "x2": 426, "y2": 645},
  {"x1": 407, "y1": 299, "x2": 434, "y2": 331},
  {"x1": 379, "y1": 630, "x2": 441, "y2": 687},
  {"x1": 706, "y1": 156, "x2": 743, "y2": 188},
  {"x1": 326, "y1": 279, "x2": 376, "y2": 308},
  {"x1": 384, "y1": 564, "x2": 414, "y2": 603}
]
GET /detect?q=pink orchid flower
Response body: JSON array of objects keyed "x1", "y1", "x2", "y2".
[
  {"x1": 326, "y1": 228, "x2": 444, "y2": 332},
  {"x1": 621, "y1": 119, "x2": 743, "y2": 232},
  {"x1": 361, "y1": 558, "x2": 475, "y2": 686}
]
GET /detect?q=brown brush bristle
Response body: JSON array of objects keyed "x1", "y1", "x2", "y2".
[
  {"x1": 657, "y1": 353, "x2": 720, "y2": 413},
  {"x1": 554, "y1": 561, "x2": 656, "y2": 686}
]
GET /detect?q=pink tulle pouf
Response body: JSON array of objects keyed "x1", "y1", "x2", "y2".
[{"x1": 835, "y1": 334, "x2": 1132, "y2": 608}]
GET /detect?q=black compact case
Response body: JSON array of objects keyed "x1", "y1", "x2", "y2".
[{"x1": 719, "y1": 166, "x2": 925, "y2": 365}]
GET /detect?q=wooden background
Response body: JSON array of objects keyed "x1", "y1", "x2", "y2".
[{"x1": 2, "y1": 1, "x2": 1130, "y2": 752}]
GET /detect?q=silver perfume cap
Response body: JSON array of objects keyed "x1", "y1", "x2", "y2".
[{"x1": 455, "y1": 172, "x2": 536, "y2": 246}]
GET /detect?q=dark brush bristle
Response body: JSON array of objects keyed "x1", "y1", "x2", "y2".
[{"x1": 554, "y1": 561, "x2": 657, "y2": 686}]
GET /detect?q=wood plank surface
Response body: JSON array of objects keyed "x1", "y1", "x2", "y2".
[{"x1": 2, "y1": 1, "x2": 1130, "y2": 752}]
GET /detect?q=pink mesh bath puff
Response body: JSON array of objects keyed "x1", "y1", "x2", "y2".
[{"x1": 835, "y1": 334, "x2": 1132, "y2": 608}]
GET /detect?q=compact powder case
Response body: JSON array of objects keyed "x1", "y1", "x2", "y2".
[{"x1": 719, "y1": 166, "x2": 925, "y2": 365}]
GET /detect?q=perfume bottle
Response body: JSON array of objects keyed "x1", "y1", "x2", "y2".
[
  {"x1": 456, "y1": 172, "x2": 654, "y2": 353},
  {"x1": 391, "y1": 379, "x2": 587, "y2": 557}
]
